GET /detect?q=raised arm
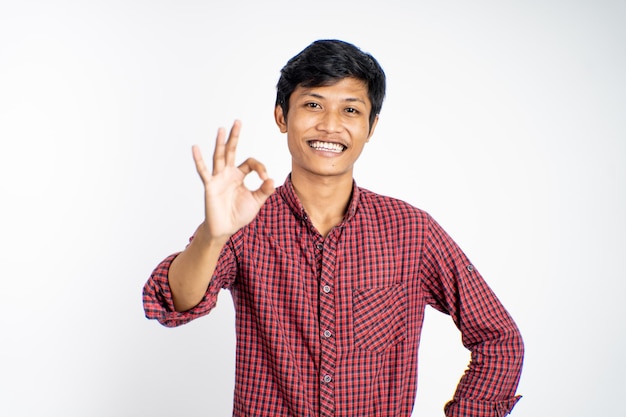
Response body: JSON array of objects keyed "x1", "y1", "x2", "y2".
[{"x1": 168, "y1": 120, "x2": 274, "y2": 312}]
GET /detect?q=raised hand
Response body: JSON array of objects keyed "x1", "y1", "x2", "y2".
[{"x1": 192, "y1": 120, "x2": 274, "y2": 242}]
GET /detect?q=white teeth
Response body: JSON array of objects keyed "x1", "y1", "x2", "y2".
[{"x1": 309, "y1": 141, "x2": 345, "y2": 153}]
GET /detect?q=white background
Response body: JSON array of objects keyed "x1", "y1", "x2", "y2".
[{"x1": 1, "y1": 1, "x2": 624, "y2": 416}]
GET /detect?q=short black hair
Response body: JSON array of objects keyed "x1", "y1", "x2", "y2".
[{"x1": 276, "y1": 39, "x2": 386, "y2": 130}]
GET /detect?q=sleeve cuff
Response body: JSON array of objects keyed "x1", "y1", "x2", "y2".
[
  {"x1": 142, "y1": 253, "x2": 219, "y2": 327},
  {"x1": 444, "y1": 395, "x2": 522, "y2": 417}
]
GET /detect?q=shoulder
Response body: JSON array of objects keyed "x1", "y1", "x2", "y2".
[
  {"x1": 358, "y1": 187, "x2": 431, "y2": 223},
  {"x1": 354, "y1": 187, "x2": 436, "y2": 250}
]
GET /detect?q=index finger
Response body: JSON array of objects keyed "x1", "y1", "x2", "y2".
[{"x1": 238, "y1": 157, "x2": 270, "y2": 180}]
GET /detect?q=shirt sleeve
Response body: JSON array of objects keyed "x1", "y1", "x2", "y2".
[
  {"x1": 142, "y1": 239, "x2": 238, "y2": 328},
  {"x1": 419, "y1": 214, "x2": 524, "y2": 417}
]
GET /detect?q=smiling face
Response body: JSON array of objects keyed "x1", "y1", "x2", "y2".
[{"x1": 275, "y1": 77, "x2": 379, "y2": 181}]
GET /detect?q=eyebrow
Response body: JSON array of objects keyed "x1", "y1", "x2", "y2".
[{"x1": 301, "y1": 92, "x2": 367, "y2": 105}]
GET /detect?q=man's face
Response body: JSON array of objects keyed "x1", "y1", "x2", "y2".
[{"x1": 274, "y1": 77, "x2": 378, "y2": 180}]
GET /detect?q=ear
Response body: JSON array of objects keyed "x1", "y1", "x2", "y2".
[
  {"x1": 274, "y1": 105, "x2": 288, "y2": 133},
  {"x1": 366, "y1": 114, "x2": 380, "y2": 143}
]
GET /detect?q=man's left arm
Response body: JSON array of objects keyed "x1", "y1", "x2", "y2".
[{"x1": 420, "y1": 214, "x2": 524, "y2": 417}]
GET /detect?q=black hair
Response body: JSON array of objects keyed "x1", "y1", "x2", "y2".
[{"x1": 275, "y1": 39, "x2": 386, "y2": 130}]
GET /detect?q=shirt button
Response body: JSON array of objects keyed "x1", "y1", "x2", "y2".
[
  {"x1": 323, "y1": 375, "x2": 332, "y2": 383},
  {"x1": 467, "y1": 264, "x2": 474, "y2": 272},
  {"x1": 323, "y1": 330, "x2": 332, "y2": 338},
  {"x1": 316, "y1": 243, "x2": 323, "y2": 250},
  {"x1": 322, "y1": 285, "x2": 331, "y2": 294}
]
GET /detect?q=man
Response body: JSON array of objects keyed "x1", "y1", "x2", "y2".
[{"x1": 143, "y1": 39, "x2": 524, "y2": 417}]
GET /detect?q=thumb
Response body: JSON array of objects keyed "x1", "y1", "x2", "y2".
[{"x1": 252, "y1": 178, "x2": 275, "y2": 203}]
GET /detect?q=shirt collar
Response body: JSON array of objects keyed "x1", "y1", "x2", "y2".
[{"x1": 278, "y1": 174, "x2": 361, "y2": 225}]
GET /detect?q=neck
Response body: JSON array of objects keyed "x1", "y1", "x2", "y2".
[{"x1": 291, "y1": 171, "x2": 353, "y2": 238}]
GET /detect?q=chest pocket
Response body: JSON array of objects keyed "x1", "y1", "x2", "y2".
[{"x1": 353, "y1": 283, "x2": 407, "y2": 354}]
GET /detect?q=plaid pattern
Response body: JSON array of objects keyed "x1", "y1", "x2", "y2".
[{"x1": 143, "y1": 176, "x2": 523, "y2": 417}]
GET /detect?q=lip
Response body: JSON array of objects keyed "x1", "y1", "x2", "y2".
[{"x1": 307, "y1": 139, "x2": 348, "y2": 153}]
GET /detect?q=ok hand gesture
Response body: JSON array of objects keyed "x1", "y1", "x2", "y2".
[{"x1": 192, "y1": 120, "x2": 275, "y2": 242}]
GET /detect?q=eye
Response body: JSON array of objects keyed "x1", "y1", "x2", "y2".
[
  {"x1": 306, "y1": 102, "x2": 321, "y2": 109},
  {"x1": 345, "y1": 107, "x2": 359, "y2": 114}
]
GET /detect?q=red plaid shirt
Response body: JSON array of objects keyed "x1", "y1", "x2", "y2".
[{"x1": 143, "y1": 176, "x2": 523, "y2": 417}]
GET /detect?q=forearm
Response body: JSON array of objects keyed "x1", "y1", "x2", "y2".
[
  {"x1": 446, "y1": 325, "x2": 524, "y2": 415},
  {"x1": 168, "y1": 223, "x2": 229, "y2": 312}
]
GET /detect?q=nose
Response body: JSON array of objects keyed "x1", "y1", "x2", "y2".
[{"x1": 317, "y1": 110, "x2": 343, "y2": 133}]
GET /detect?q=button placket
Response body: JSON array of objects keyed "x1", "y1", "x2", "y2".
[{"x1": 318, "y1": 238, "x2": 337, "y2": 415}]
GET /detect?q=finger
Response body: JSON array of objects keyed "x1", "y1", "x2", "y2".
[
  {"x1": 238, "y1": 158, "x2": 274, "y2": 201},
  {"x1": 212, "y1": 127, "x2": 227, "y2": 175},
  {"x1": 252, "y1": 178, "x2": 275, "y2": 202},
  {"x1": 191, "y1": 145, "x2": 210, "y2": 184},
  {"x1": 238, "y1": 157, "x2": 269, "y2": 180},
  {"x1": 224, "y1": 120, "x2": 242, "y2": 167}
]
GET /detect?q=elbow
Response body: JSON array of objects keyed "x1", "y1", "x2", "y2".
[
  {"x1": 512, "y1": 326, "x2": 524, "y2": 369},
  {"x1": 479, "y1": 324, "x2": 525, "y2": 370},
  {"x1": 497, "y1": 324, "x2": 524, "y2": 378}
]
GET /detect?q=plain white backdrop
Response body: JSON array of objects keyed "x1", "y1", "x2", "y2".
[{"x1": 1, "y1": 1, "x2": 624, "y2": 416}]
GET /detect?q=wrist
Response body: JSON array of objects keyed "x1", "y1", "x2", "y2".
[{"x1": 194, "y1": 221, "x2": 231, "y2": 248}]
